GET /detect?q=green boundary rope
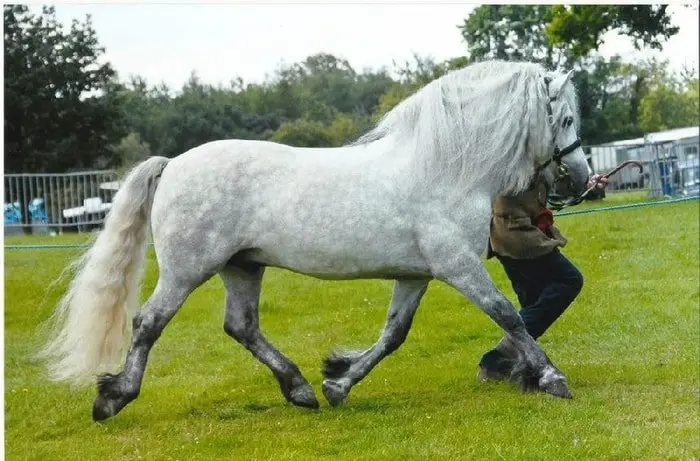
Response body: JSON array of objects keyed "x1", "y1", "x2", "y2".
[
  {"x1": 4, "y1": 195, "x2": 698, "y2": 250},
  {"x1": 554, "y1": 195, "x2": 698, "y2": 216}
]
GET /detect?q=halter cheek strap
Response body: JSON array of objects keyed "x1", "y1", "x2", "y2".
[{"x1": 536, "y1": 76, "x2": 582, "y2": 172}]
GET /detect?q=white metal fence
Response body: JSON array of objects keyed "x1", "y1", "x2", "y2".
[
  {"x1": 586, "y1": 137, "x2": 700, "y2": 197},
  {"x1": 4, "y1": 170, "x2": 119, "y2": 234}
]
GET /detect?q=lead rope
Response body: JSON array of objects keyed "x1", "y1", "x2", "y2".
[{"x1": 547, "y1": 160, "x2": 645, "y2": 211}]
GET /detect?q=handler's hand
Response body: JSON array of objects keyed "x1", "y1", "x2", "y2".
[{"x1": 587, "y1": 173, "x2": 608, "y2": 189}]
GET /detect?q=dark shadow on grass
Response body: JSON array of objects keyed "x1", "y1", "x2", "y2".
[
  {"x1": 244, "y1": 402, "x2": 272, "y2": 412},
  {"x1": 216, "y1": 403, "x2": 272, "y2": 421},
  {"x1": 341, "y1": 398, "x2": 393, "y2": 413},
  {"x1": 181, "y1": 397, "x2": 283, "y2": 421}
]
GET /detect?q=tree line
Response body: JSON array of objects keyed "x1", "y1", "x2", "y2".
[{"x1": 4, "y1": 4, "x2": 698, "y2": 174}]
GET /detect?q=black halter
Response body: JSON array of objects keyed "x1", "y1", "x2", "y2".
[{"x1": 535, "y1": 76, "x2": 582, "y2": 173}]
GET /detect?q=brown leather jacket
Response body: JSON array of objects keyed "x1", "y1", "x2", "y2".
[{"x1": 487, "y1": 176, "x2": 567, "y2": 260}]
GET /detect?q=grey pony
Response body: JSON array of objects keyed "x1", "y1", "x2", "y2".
[{"x1": 39, "y1": 60, "x2": 590, "y2": 421}]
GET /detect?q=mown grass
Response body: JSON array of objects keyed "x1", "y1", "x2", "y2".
[{"x1": 4, "y1": 193, "x2": 699, "y2": 460}]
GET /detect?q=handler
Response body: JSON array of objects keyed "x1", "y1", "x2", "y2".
[{"x1": 478, "y1": 172, "x2": 608, "y2": 382}]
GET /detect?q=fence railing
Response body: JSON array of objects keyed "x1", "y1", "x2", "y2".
[
  {"x1": 4, "y1": 170, "x2": 119, "y2": 234},
  {"x1": 585, "y1": 138, "x2": 699, "y2": 198}
]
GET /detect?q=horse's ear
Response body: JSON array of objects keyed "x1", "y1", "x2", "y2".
[
  {"x1": 550, "y1": 69, "x2": 574, "y2": 99},
  {"x1": 561, "y1": 69, "x2": 574, "y2": 86}
]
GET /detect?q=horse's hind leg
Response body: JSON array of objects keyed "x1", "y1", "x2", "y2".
[
  {"x1": 322, "y1": 278, "x2": 429, "y2": 406},
  {"x1": 220, "y1": 264, "x2": 319, "y2": 409},
  {"x1": 92, "y1": 275, "x2": 198, "y2": 421}
]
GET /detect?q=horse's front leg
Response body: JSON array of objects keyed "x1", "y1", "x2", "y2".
[
  {"x1": 444, "y1": 253, "x2": 571, "y2": 397},
  {"x1": 423, "y1": 217, "x2": 572, "y2": 399},
  {"x1": 322, "y1": 278, "x2": 429, "y2": 406}
]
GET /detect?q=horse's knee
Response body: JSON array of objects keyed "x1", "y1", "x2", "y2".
[
  {"x1": 132, "y1": 311, "x2": 160, "y2": 346},
  {"x1": 223, "y1": 315, "x2": 255, "y2": 346},
  {"x1": 223, "y1": 319, "x2": 242, "y2": 340}
]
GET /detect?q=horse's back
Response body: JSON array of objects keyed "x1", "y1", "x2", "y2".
[
  {"x1": 148, "y1": 137, "x2": 428, "y2": 280},
  {"x1": 173, "y1": 139, "x2": 298, "y2": 164}
]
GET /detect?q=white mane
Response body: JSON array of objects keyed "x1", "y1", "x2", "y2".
[{"x1": 355, "y1": 59, "x2": 580, "y2": 195}]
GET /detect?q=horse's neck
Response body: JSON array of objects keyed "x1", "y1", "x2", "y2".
[{"x1": 341, "y1": 137, "x2": 523, "y2": 206}]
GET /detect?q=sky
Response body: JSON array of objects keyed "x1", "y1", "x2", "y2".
[{"x1": 35, "y1": 2, "x2": 700, "y2": 90}]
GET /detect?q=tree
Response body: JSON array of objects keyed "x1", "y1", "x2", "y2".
[
  {"x1": 457, "y1": 5, "x2": 683, "y2": 144},
  {"x1": 573, "y1": 57, "x2": 698, "y2": 143},
  {"x1": 572, "y1": 56, "x2": 626, "y2": 144},
  {"x1": 118, "y1": 71, "x2": 283, "y2": 158},
  {"x1": 351, "y1": 70, "x2": 395, "y2": 119},
  {"x1": 460, "y1": 5, "x2": 679, "y2": 69},
  {"x1": 114, "y1": 52, "x2": 397, "y2": 155},
  {"x1": 372, "y1": 55, "x2": 470, "y2": 121},
  {"x1": 459, "y1": 6, "x2": 565, "y2": 69},
  {"x1": 112, "y1": 132, "x2": 151, "y2": 170},
  {"x1": 326, "y1": 113, "x2": 362, "y2": 146},
  {"x1": 547, "y1": 5, "x2": 679, "y2": 61},
  {"x1": 4, "y1": 5, "x2": 126, "y2": 173},
  {"x1": 268, "y1": 118, "x2": 333, "y2": 147},
  {"x1": 637, "y1": 63, "x2": 699, "y2": 133},
  {"x1": 373, "y1": 84, "x2": 413, "y2": 122}
]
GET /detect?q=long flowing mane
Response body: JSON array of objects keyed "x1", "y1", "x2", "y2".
[{"x1": 355, "y1": 60, "x2": 580, "y2": 195}]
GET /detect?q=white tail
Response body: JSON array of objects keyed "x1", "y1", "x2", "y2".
[{"x1": 40, "y1": 156, "x2": 170, "y2": 386}]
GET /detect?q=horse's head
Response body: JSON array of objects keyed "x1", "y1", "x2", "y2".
[{"x1": 535, "y1": 69, "x2": 589, "y2": 198}]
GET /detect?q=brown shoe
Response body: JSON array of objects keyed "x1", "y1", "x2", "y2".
[{"x1": 477, "y1": 365, "x2": 507, "y2": 382}]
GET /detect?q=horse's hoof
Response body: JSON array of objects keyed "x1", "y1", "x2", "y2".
[
  {"x1": 322, "y1": 379, "x2": 348, "y2": 407},
  {"x1": 92, "y1": 394, "x2": 119, "y2": 421},
  {"x1": 287, "y1": 383, "x2": 320, "y2": 409},
  {"x1": 92, "y1": 373, "x2": 137, "y2": 421},
  {"x1": 543, "y1": 379, "x2": 573, "y2": 399}
]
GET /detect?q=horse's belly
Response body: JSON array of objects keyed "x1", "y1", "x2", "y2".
[{"x1": 234, "y1": 240, "x2": 430, "y2": 280}]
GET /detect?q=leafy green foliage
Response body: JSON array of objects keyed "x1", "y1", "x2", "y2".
[
  {"x1": 3, "y1": 5, "x2": 126, "y2": 173},
  {"x1": 269, "y1": 118, "x2": 333, "y2": 148},
  {"x1": 372, "y1": 55, "x2": 470, "y2": 121},
  {"x1": 112, "y1": 132, "x2": 151, "y2": 170},
  {"x1": 119, "y1": 72, "x2": 282, "y2": 158},
  {"x1": 326, "y1": 113, "x2": 364, "y2": 146},
  {"x1": 267, "y1": 113, "x2": 363, "y2": 148},
  {"x1": 638, "y1": 64, "x2": 700, "y2": 133},
  {"x1": 548, "y1": 5, "x2": 679, "y2": 61},
  {"x1": 575, "y1": 57, "x2": 699, "y2": 143},
  {"x1": 115, "y1": 54, "x2": 394, "y2": 156},
  {"x1": 459, "y1": 5, "x2": 565, "y2": 68},
  {"x1": 460, "y1": 5, "x2": 678, "y2": 69}
]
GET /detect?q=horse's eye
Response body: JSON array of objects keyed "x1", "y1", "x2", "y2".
[{"x1": 567, "y1": 117, "x2": 573, "y2": 127}]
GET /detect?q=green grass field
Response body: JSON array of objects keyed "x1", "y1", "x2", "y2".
[{"x1": 4, "y1": 193, "x2": 700, "y2": 460}]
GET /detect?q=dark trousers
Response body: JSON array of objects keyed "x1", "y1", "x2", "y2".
[{"x1": 480, "y1": 249, "x2": 584, "y2": 374}]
